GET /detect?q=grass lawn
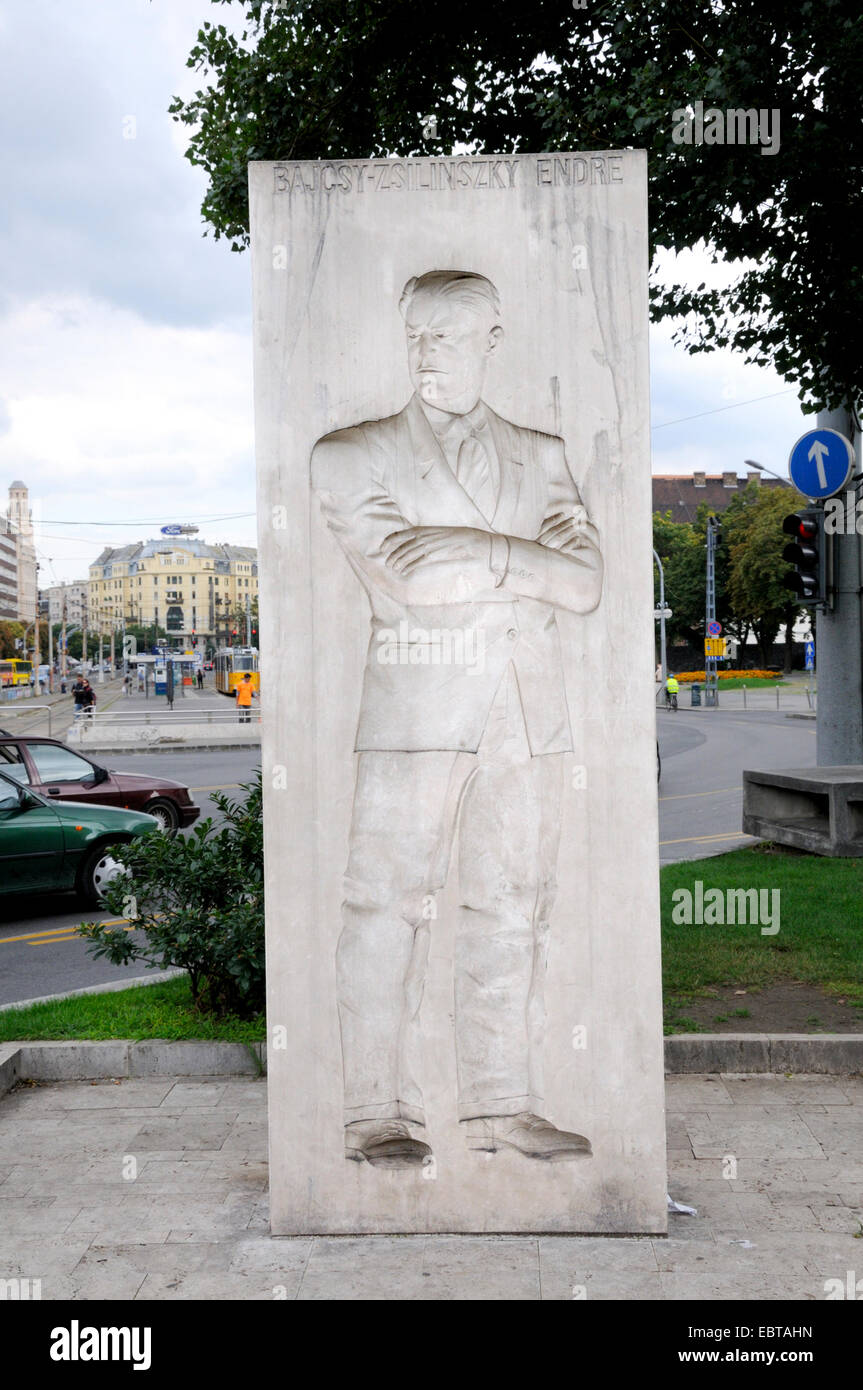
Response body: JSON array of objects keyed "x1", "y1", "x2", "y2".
[
  {"x1": 0, "y1": 975, "x2": 264, "y2": 1044},
  {"x1": 678, "y1": 677, "x2": 793, "y2": 691},
  {"x1": 661, "y1": 845, "x2": 863, "y2": 1031}
]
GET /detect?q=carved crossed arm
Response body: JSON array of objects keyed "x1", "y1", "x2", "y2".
[{"x1": 312, "y1": 432, "x2": 602, "y2": 615}]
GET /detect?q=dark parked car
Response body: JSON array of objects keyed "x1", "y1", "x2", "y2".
[
  {"x1": 0, "y1": 769, "x2": 158, "y2": 904},
  {"x1": 0, "y1": 734, "x2": 199, "y2": 834}
]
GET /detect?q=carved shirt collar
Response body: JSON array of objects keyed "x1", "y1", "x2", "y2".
[{"x1": 417, "y1": 396, "x2": 489, "y2": 444}]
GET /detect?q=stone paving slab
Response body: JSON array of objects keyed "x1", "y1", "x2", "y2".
[{"x1": 1, "y1": 1074, "x2": 862, "y2": 1299}]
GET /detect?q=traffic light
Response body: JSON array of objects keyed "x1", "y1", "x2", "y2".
[{"x1": 782, "y1": 508, "x2": 825, "y2": 605}]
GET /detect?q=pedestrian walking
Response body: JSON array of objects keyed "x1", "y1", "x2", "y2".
[
  {"x1": 123, "y1": 674, "x2": 132, "y2": 697},
  {"x1": 236, "y1": 672, "x2": 254, "y2": 723},
  {"x1": 71, "y1": 677, "x2": 87, "y2": 720},
  {"x1": 81, "y1": 679, "x2": 97, "y2": 720},
  {"x1": 196, "y1": 668, "x2": 204, "y2": 690}
]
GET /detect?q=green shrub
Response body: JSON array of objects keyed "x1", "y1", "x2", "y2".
[{"x1": 78, "y1": 773, "x2": 264, "y2": 1019}]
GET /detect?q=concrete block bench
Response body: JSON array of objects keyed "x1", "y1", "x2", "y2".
[{"x1": 742, "y1": 766, "x2": 863, "y2": 856}]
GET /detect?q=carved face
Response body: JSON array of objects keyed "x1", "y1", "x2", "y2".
[{"x1": 404, "y1": 290, "x2": 502, "y2": 415}]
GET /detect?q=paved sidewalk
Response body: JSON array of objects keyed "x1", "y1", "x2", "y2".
[
  {"x1": 657, "y1": 681, "x2": 816, "y2": 715},
  {"x1": 1, "y1": 1073, "x2": 862, "y2": 1299}
]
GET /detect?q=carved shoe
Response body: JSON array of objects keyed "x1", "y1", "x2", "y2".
[
  {"x1": 345, "y1": 1120, "x2": 432, "y2": 1169},
  {"x1": 465, "y1": 1112, "x2": 592, "y2": 1161}
]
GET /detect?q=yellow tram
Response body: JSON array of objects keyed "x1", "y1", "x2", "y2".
[{"x1": 214, "y1": 646, "x2": 260, "y2": 698}]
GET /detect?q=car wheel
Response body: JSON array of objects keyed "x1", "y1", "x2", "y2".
[
  {"x1": 78, "y1": 844, "x2": 128, "y2": 907},
  {"x1": 146, "y1": 798, "x2": 180, "y2": 835}
]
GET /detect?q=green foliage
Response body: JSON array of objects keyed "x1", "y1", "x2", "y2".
[
  {"x1": 0, "y1": 620, "x2": 26, "y2": 659},
  {"x1": 61, "y1": 627, "x2": 100, "y2": 662},
  {"x1": 723, "y1": 486, "x2": 800, "y2": 666},
  {"x1": 77, "y1": 774, "x2": 264, "y2": 1019},
  {"x1": 653, "y1": 511, "x2": 705, "y2": 644},
  {"x1": 654, "y1": 487, "x2": 805, "y2": 664},
  {"x1": 171, "y1": 0, "x2": 862, "y2": 412},
  {"x1": 0, "y1": 620, "x2": 52, "y2": 662}
]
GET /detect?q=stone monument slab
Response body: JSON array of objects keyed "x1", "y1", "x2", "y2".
[{"x1": 250, "y1": 150, "x2": 667, "y2": 1234}]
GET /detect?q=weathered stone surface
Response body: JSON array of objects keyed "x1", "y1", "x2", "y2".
[
  {"x1": 250, "y1": 150, "x2": 665, "y2": 1234},
  {"x1": 1, "y1": 1075, "x2": 861, "y2": 1297}
]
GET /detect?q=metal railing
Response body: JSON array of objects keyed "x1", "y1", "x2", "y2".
[{"x1": 77, "y1": 708, "x2": 261, "y2": 725}]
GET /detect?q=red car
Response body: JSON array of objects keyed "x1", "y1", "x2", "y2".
[{"x1": 0, "y1": 734, "x2": 199, "y2": 834}]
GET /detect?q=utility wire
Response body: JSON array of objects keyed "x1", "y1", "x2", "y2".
[
  {"x1": 31, "y1": 512, "x2": 255, "y2": 526},
  {"x1": 652, "y1": 388, "x2": 798, "y2": 431}
]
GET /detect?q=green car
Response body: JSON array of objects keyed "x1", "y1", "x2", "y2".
[{"x1": 0, "y1": 768, "x2": 158, "y2": 905}]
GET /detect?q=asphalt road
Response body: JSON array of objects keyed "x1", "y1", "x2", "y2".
[
  {"x1": 658, "y1": 705, "x2": 815, "y2": 864},
  {"x1": 0, "y1": 712, "x2": 816, "y2": 1007}
]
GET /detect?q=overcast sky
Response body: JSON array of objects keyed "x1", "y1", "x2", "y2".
[{"x1": 0, "y1": 0, "x2": 810, "y2": 584}]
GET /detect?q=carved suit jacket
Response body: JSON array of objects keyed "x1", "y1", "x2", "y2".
[{"x1": 311, "y1": 393, "x2": 603, "y2": 753}]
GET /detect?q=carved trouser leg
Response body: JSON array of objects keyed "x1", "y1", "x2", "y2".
[
  {"x1": 454, "y1": 752, "x2": 565, "y2": 1120},
  {"x1": 337, "y1": 750, "x2": 463, "y2": 1129}
]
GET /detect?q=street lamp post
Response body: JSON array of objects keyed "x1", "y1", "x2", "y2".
[
  {"x1": 705, "y1": 515, "x2": 721, "y2": 707},
  {"x1": 653, "y1": 549, "x2": 668, "y2": 686},
  {"x1": 744, "y1": 459, "x2": 793, "y2": 488}
]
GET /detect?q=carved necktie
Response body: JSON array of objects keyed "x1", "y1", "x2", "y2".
[{"x1": 456, "y1": 429, "x2": 496, "y2": 522}]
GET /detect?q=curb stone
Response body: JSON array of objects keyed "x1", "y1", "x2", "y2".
[
  {"x1": 0, "y1": 1035, "x2": 861, "y2": 1101},
  {"x1": 664, "y1": 1033, "x2": 863, "y2": 1074},
  {"x1": 0, "y1": 969, "x2": 185, "y2": 1014},
  {"x1": 0, "y1": 1040, "x2": 267, "y2": 1099}
]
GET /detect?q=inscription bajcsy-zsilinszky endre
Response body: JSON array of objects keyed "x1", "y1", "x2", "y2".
[{"x1": 274, "y1": 154, "x2": 625, "y2": 195}]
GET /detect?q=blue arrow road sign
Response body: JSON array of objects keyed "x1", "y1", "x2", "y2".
[
  {"x1": 788, "y1": 428, "x2": 855, "y2": 499},
  {"x1": 805, "y1": 640, "x2": 815, "y2": 671}
]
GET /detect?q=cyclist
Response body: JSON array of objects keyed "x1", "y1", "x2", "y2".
[{"x1": 665, "y1": 673, "x2": 679, "y2": 711}]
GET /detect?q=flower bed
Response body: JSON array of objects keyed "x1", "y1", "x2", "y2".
[{"x1": 671, "y1": 669, "x2": 778, "y2": 683}]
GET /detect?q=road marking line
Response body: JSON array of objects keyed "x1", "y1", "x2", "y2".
[
  {"x1": 659, "y1": 786, "x2": 741, "y2": 802},
  {"x1": 188, "y1": 783, "x2": 241, "y2": 793},
  {"x1": 0, "y1": 917, "x2": 130, "y2": 946},
  {"x1": 29, "y1": 925, "x2": 136, "y2": 947},
  {"x1": 1, "y1": 927, "x2": 88, "y2": 945}
]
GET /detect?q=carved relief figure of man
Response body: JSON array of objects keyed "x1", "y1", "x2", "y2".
[{"x1": 311, "y1": 271, "x2": 603, "y2": 1169}]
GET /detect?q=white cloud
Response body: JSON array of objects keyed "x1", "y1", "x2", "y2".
[{"x1": 0, "y1": 295, "x2": 254, "y2": 581}]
